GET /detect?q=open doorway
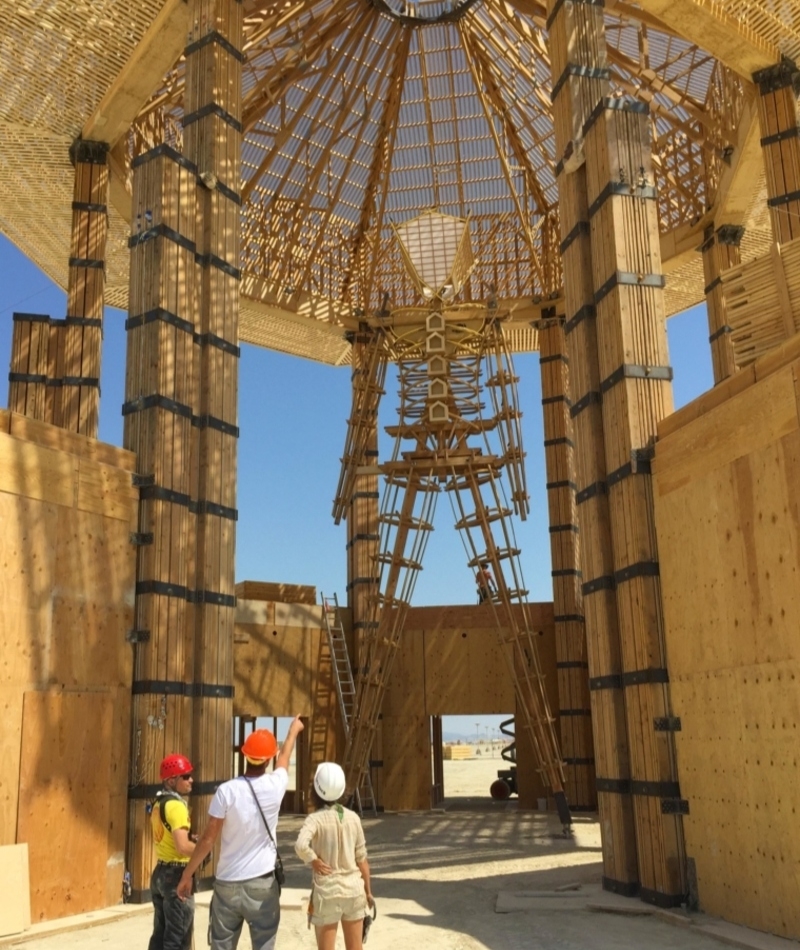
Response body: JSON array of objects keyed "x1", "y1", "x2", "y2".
[
  {"x1": 431, "y1": 714, "x2": 515, "y2": 807},
  {"x1": 233, "y1": 715, "x2": 308, "y2": 813}
]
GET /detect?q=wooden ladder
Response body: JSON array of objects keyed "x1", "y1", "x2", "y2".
[{"x1": 321, "y1": 593, "x2": 377, "y2": 816}]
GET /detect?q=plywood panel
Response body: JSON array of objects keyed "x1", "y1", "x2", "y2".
[
  {"x1": 655, "y1": 377, "x2": 800, "y2": 937},
  {"x1": 381, "y1": 714, "x2": 431, "y2": 811},
  {"x1": 0, "y1": 690, "x2": 24, "y2": 848},
  {"x1": 233, "y1": 624, "x2": 318, "y2": 716},
  {"x1": 17, "y1": 690, "x2": 113, "y2": 921},
  {"x1": 0, "y1": 435, "x2": 77, "y2": 507},
  {"x1": 7, "y1": 413, "x2": 135, "y2": 471},
  {"x1": 0, "y1": 844, "x2": 30, "y2": 937}
]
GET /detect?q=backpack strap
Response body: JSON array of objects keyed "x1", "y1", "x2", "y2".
[{"x1": 157, "y1": 791, "x2": 184, "y2": 832}]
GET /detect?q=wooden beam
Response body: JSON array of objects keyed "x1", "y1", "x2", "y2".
[
  {"x1": 81, "y1": 0, "x2": 189, "y2": 145},
  {"x1": 633, "y1": 0, "x2": 778, "y2": 79}
]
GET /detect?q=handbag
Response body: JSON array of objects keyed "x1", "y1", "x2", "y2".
[{"x1": 242, "y1": 777, "x2": 286, "y2": 889}]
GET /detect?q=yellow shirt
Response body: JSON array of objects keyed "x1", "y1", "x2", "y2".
[{"x1": 151, "y1": 795, "x2": 191, "y2": 864}]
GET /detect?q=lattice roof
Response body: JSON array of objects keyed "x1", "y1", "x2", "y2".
[{"x1": 0, "y1": 0, "x2": 795, "y2": 363}]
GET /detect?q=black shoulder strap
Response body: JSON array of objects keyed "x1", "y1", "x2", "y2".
[
  {"x1": 157, "y1": 791, "x2": 183, "y2": 832},
  {"x1": 242, "y1": 777, "x2": 279, "y2": 855}
]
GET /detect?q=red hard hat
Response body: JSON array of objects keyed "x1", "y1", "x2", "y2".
[
  {"x1": 241, "y1": 729, "x2": 277, "y2": 762},
  {"x1": 160, "y1": 754, "x2": 193, "y2": 781}
]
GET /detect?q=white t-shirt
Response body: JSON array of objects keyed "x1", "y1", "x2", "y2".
[{"x1": 209, "y1": 769, "x2": 289, "y2": 882}]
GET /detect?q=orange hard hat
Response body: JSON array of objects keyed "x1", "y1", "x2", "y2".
[{"x1": 241, "y1": 729, "x2": 277, "y2": 762}]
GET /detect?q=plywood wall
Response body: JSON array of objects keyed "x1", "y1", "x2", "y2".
[
  {"x1": 0, "y1": 410, "x2": 137, "y2": 921},
  {"x1": 232, "y1": 597, "x2": 559, "y2": 812},
  {"x1": 653, "y1": 338, "x2": 800, "y2": 939}
]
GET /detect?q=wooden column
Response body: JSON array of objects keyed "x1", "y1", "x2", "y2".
[
  {"x1": 59, "y1": 139, "x2": 109, "y2": 437},
  {"x1": 701, "y1": 224, "x2": 744, "y2": 383},
  {"x1": 538, "y1": 319, "x2": 596, "y2": 811},
  {"x1": 124, "y1": 146, "x2": 198, "y2": 899},
  {"x1": 183, "y1": 0, "x2": 243, "y2": 854},
  {"x1": 346, "y1": 329, "x2": 382, "y2": 804},
  {"x1": 584, "y1": 98, "x2": 686, "y2": 906},
  {"x1": 8, "y1": 313, "x2": 50, "y2": 419},
  {"x1": 547, "y1": 0, "x2": 639, "y2": 893},
  {"x1": 753, "y1": 61, "x2": 800, "y2": 244}
]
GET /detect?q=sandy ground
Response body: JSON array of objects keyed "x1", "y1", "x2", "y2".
[{"x1": 2, "y1": 759, "x2": 792, "y2": 950}]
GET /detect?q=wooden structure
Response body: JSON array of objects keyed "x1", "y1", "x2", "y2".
[
  {"x1": 0, "y1": 410, "x2": 138, "y2": 920},
  {"x1": 2, "y1": 0, "x2": 800, "y2": 933},
  {"x1": 653, "y1": 333, "x2": 800, "y2": 939}
]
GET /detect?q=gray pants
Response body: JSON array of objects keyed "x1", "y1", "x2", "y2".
[{"x1": 210, "y1": 875, "x2": 280, "y2": 950}]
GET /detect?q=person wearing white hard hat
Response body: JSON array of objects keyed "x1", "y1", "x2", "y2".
[{"x1": 295, "y1": 762, "x2": 374, "y2": 950}]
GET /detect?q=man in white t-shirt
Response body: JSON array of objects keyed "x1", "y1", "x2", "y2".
[{"x1": 177, "y1": 716, "x2": 304, "y2": 950}]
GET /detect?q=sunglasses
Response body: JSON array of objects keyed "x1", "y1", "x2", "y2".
[{"x1": 179, "y1": 773, "x2": 194, "y2": 781}]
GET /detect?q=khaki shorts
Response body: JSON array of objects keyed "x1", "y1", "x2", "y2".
[{"x1": 311, "y1": 892, "x2": 368, "y2": 927}]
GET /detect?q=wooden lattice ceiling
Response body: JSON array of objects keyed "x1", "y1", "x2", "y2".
[{"x1": 1, "y1": 0, "x2": 798, "y2": 363}]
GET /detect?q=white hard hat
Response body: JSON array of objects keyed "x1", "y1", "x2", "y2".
[{"x1": 314, "y1": 762, "x2": 346, "y2": 802}]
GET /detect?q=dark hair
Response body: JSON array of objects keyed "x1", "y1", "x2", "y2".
[{"x1": 311, "y1": 786, "x2": 340, "y2": 809}]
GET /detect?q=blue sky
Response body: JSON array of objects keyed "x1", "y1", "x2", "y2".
[{"x1": 0, "y1": 233, "x2": 713, "y2": 610}]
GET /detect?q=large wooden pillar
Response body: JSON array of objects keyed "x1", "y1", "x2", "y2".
[
  {"x1": 584, "y1": 99, "x2": 686, "y2": 905},
  {"x1": 538, "y1": 319, "x2": 596, "y2": 811},
  {"x1": 183, "y1": 0, "x2": 243, "y2": 847},
  {"x1": 547, "y1": 0, "x2": 639, "y2": 893},
  {"x1": 701, "y1": 224, "x2": 744, "y2": 383},
  {"x1": 753, "y1": 61, "x2": 800, "y2": 244},
  {"x1": 124, "y1": 146, "x2": 199, "y2": 898},
  {"x1": 346, "y1": 329, "x2": 383, "y2": 804},
  {"x1": 8, "y1": 140, "x2": 108, "y2": 435}
]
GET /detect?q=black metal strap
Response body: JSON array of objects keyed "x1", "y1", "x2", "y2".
[
  {"x1": 9, "y1": 372, "x2": 47, "y2": 384},
  {"x1": 126, "y1": 307, "x2": 194, "y2": 336},
  {"x1": 195, "y1": 331, "x2": 240, "y2": 358},
  {"x1": 69, "y1": 138, "x2": 109, "y2": 165},
  {"x1": 549, "y1": 523, "x2": 579, "y2": 534},
  {"x1": 185, "y1": 30, "x2": 245, "y2": 63},
  {"x1": 614, "y1": 561, "x2": 659, "y2": 584},
  {"x1": 709, "y1": 324, "x2": 732, "y2": 343},
  {"x1": 130, "y1": 532, "x2": 154, "y2": 546},
  {"x1": 716, "y1": 225, "x2": 745, "y2": 246},
  {"x1": 189, "y1": 589, "x2": 237, "y2": 607},
  {"x1": 631, "y1": 779, "x2": 680, "y2": 797},
  {"x1": 559, "y1": 219, "x2": 590, "y2": 254},
  {"x1": 596, "y1": 777, "x2": 630, "y2": 793},
  {"x1": 129, "y1": 223, "x2": 196, "y2": 253},
  {"x1": 661, "y1": 798, "x2": 690, "y2": 815},
  {"x1": 126, "y1": 629, "x2": 151, "y2": 643},
  {"x1": 542, "y1": 394, "x2": 572, "y2": 406},
  {"x1": 546, "y1": 479, "x2": 576, "y2": 491},
  {"x1": 559, "y1": 708, "x2": 592, "y2": 716},
  {"x1": 576, "y1": 480, "x2": 607, "y2": 505},
  {"x1": 131, "y1": 143, "x2": 198, "y2": 174},
  {"x1": 557, "y1": 660, "x2": 589, "y2": 669},
  {"x1": 346, "y1": 576, "x2": 381, "y2": 589},
  {"x1": 196, "y1": 252, "x2": 241, "y2": 280},
  {"x1": 753, "y1": 61, "x2": 800, "y2": 94},
  {"x1": 539, "y1": 353, "x2": 569, "y2": 365},
  {"x1": 66, "y1": 316, "x2": 103, "y2": 327},
  {"x1": 590, "y1": 673, "x2": 622, "y2": 691},
  {"x1": 69, "y1": 256, "x2": 104, "y2": 270},
  {"x1": 193, "y1": 413, "x2": 239, "y2": 438},
  {"x1": 196, "y1": 499, "x2": 238, "y2": 521},
  {"x1": 583, "y1": 96, "x2": 649, "y2": 137},
  {"x1": 606, "y1": 448, "x2": 654, "y2": 486},
  {"x1": 767, "y1": 188, "x2": 800, "y2": 208},
  {"x1": 183, "y1": 102, "x2": 243, "y2": 133},
  {"x1": 132, "y1": 680, "x2": 234, "y2": 698},
  {"x1": 603, "y1": 877, "x2": 639, "y2": 897},
  {"x1": 588, "y1": 181, "x2": 657, "y2": 219},
  {"x1": 63, "y1": 376, "x2": 100, "y2": 386},
  {"x1": 551, "y1": 567, "x2": 582, "y2": 578},
  {"x1": 621, "y1": 667, "x2": 669, "y2": 686},
  {"x1": 582, "y1": 574, "x2": 615, "y2": 595},
  {"x1": 544, "y1": 436, "x2": 574, "y2": 448},
  {"x1": 122, "y1": 393, "x2": 193, "y2": 420},
  {"x1": 639, "y1": 887, "x2": 686, "y2": 909},
  {"x1": 595, "y1": 271, "x2": 666, "y2": 305},
  {"x1": 352, "y1": 491, "x2": 379, "y2": 499},
  {"x1": 72, "y1": 201, "x2": 107, "y2": 214},
  {"x1": 654, "y1": 716, "x2": 682, "y2": 732},
  {"x1": 551, "y1": 64, "x2": 611, "y2": 103},
  {"x1": 564, "y1": 758, "x2": 595, "y2": 767},
  {"x1": 564, "y1": 303, "x2": 596, "y2": 335},
  {"x1": 139, "y1": 484, "x2": 193, "y2": 508},
  {"x1": 133, "y1": 473, "x2": 156, "y2": 488},
  {"x1": 704, "y1": 275, "x2": 722, "y2": 295},
  {"x1": 554, "y1": 613, "x2": 585, "y2": 624},
  {"x1": 346, "y1": 534, "x2": 380, "y2": 549},
  {"x1": 570, "y1": 390, "x2": 601, "y2": 417},
  {"x1": 214, "y1": 178, "x2": 243, "y2": 206},
  {"x1": 136, "y1": 580, "x2": 188, "y2": 599}
]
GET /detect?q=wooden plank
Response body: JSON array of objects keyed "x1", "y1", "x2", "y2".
[
  {"x1": 654, "y1": 363, "x2": 800, "y2": 495},
  {"x1": 235, "y1": 581, "x2": 317, "y2": 605},
  {"x1": 6, "y1": 412, "x2": 136, "y2": 470},
  {"x1": 17, "y1": 690, "x2": 113, "y2": 921},
  {"x1": 0, "y1": 844, "x2": 30, "y2": 937}
]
